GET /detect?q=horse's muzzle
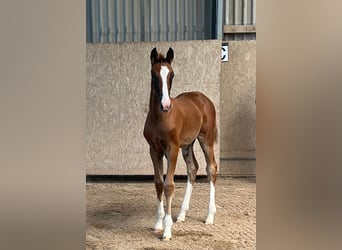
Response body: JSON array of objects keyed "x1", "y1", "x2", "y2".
[{"x1": 162, "y1": 104, "x2": 171, "y2": 112}]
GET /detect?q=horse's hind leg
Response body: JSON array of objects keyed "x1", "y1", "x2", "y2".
[
  {"x1": 198, "y1": 136, "x2": 218, "y2": 224},
  {"x1": 177, "y1": 142, "x2": 199, "y2": 222}
]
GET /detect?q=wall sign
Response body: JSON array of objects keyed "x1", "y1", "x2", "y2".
[{"x1": 221, "y1": 43, "x2": 229, "y2": 62}]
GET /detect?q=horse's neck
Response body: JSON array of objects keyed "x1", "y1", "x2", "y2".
[
  {"x1": 148, "y1": 85, "x2": 166, "y2": 117},
  {"x1": 149, "y1": 86, "x2": 159, "y2": 113}
]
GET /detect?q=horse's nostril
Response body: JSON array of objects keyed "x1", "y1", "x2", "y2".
[
  {"x1": 161, "y1": 103, "x2": 171, "y2": 112},
  {"x1": 162, "y1": 107, "x2": 169, "y2": 112}
]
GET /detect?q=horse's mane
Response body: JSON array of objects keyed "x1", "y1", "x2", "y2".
[{"x1": 155, "y1": 53, "x2": 167, "y2": 63}]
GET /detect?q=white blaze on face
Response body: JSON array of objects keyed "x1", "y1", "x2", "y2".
[{"x1": 160, "y1": 66, "x2": 171, "y2": 111}]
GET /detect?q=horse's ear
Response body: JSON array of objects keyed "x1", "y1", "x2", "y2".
[
  {"x1": 166, "y1": 47, "x2": 174, "y2": 64},
  {"x1": 150, "y1": 47, "x2": 158, "y2": 65}
]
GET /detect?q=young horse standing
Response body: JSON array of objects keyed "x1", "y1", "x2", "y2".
[{"x1": 143, "y1": 47, "x2": 218, "y2": 240}]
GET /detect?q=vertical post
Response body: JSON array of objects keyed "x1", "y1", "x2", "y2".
[
  {"x1": 86, "y1": 0, "x2": 93, "y2": 42},
  {"x1": 216, "y1": 0, "x2": 223, "y2": 40}
]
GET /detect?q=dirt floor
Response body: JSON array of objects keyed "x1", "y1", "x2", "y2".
[{"x1": 86, "y1": 176, "x2": 256, "y2": 250}]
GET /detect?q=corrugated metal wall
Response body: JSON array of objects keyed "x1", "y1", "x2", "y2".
[
  {"x1": 86, "y1": 0, "x2": 217, "y2": 43},
  {"x1": 86, "y1": 0, "x2": 256, "y2": 42},
  {"x1": 223, "y1": 0, "x2": 256, "y2": 40},
  {"x1": 223, "y1": 0, "x2": 255, "y2": 25}
]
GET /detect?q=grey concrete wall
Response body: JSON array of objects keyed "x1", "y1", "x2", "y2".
[
  {"x1": 220, "y1": 41, "x2": 256, "y2": 175},
  {"x1": 86, "y1": 40, "x2": 221, "y2": 175}
]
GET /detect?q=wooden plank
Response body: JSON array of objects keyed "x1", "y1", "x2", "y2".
[{"x1": 223, "y1": 25, "x2": 256, "y2": 34}]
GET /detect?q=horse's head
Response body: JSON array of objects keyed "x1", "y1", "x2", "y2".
[{"x1": 150, "y1": 47, "x2": 174, "y2": 112}]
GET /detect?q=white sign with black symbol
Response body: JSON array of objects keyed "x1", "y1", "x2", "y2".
[{"x1": 221, "y1": 44, "x2": 228, "y2": 62}]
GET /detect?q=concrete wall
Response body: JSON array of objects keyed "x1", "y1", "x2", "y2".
[
  {"x1": 220, "y1": 41, "x2": 256, "y2": 175},
  {"x1": 86, "y1": 40, "x2": 221, "y2": 175}
]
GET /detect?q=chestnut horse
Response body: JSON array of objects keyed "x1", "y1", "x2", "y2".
[{"x1": 143, "y1": 47, "x2": 218, "y2": 240}]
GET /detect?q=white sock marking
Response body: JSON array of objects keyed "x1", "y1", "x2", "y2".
[
  {"x1": 160, "y1": 66, "x2": 171, "y2": 110},
  {"x1": 206, "y1": 181, "x2": 216, "y2": 224},
  {"x1": 177, "y1": 180, "x2": 193, "y2": 222},
  {"x1": 163, "y1": 213, "x2": 173, "y2": 239},
  {"x1": 154, "y1": 200, "x2": 165, "y2": 231}
]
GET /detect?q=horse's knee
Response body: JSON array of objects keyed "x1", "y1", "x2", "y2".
[{"x1": 164, "y1": 183, "x2": 175, "y2": 197}]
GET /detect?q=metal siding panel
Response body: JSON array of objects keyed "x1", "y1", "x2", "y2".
[
  {"x1": 184, "y1": 0, "x2": 189, "y2": 40},
  {"x1": 133, "y1": 0, "x2": 140, "y2": 41},
  {"x1": 175, "y1": 0, "x2": 180, "y2": 40},
  {"x1": 201, "y1": 0, "x2": 206, "y2": 39},
  {"x1": 229, "y1": 0, "x2": 234, "y2": 25},
  {"x1": 186, "y1": 0, "x2": 193, "y2": 40},
  {"x1": 234, "y1": 0, "x2": 242, "y2": 25},
  {"x1": 150, "y1": 0, "x2": 157, "y2": 41},
  {"x1": 157, "y1": 0, "x2": 161, "y2": 41},
  {"x1": 115, "y1": 0, "x2": 121, "y2": 42},
  {"x1": 86, "y1": 0, "x2": 92, "y2": 42},
  {"x1": 99, "y1": 0, "x2": 104, "y2": 42},
  {"x1": 242, "y1": 0, "x2": 247, "y2": 25},
  {"x1": 193, "y1": 0, "x2": 197, "y2": 39},
  {"x1": 159, "y1": 0, "x2": 167, "y2": 41},
  {"x1": 87, "y1": 0, "x2": 230, "y2": 43},
  {"x1": 122, "y1": 0, "x2": 127, "y2": 42},
  {"x1": 224, "y1": 0, "x2": 256, "y2": 26},
  {"x1": 217, "y1": 0, "x2": 223, "y2": 39},
  {"x1": 181, "y1": 0, "x2": 186, "y2": 40},
  {"x1": 118, "y1": 0, "x2": 125, "y2": 42},
  {"x1": 91, "y1": 0, "x2": 99, "y2": 42},
  {"x1": 145, "y1": 0, "x2": 151, "y2": 42},
  {"x1": 139, "y1": 0, "x2": 144, "y2": 41},
  {"x1": 207, "y1": 0, "x2": 214, "y2": 38},
  {"x1": 252, "y1": 0, "x2": 256, "y2": 25},
  {"x1": 246, "y1": 0, "x2": 252, "y2": 25},
  {"x1": 222, "y1": 0, "x2": 256, "y2": 40},
  {"x1": 102, "y1": 0, "x2": 109, "y2": 42},
  {"x1": 196, "y1": 0, "x2": 203, "y2": 39},
  {"x1": 108, "y1": 0, "x2": 114, "y2": 42},
  {"x1": 165, "y1": 0, "x2": 170, "y2": 41},
  {"x1": 223, "y1": 0, "x2": 228, "y2": 25},
  {"x1": 125, "y1": 0, "x2": 132, "y2": 41},
  {"x1": 105, "y1": 0, "x2": 110, "y2": 42},
  {"x1": 170, "y1": 0, "x2": 176, "y2": 41},
  {"x1": 113, "y1": 0, "x2": 118, "y2": 42}
]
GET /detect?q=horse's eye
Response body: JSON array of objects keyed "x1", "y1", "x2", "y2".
[{"x1": 170, "y1": 72, "x2": 174, "y2": 79}]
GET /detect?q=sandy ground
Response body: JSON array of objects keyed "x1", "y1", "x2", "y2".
[{"x1": 86, "y1": 177, "x2": 256, "y2": 249}]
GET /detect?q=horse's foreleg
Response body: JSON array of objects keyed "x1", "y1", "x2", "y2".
[
  {"x1": 177, "y1": 143, "x2": 198, "y2": 222},
  {"x1": 162, "y1": 146, "x2": 179, "y2": 240},
  {"x1": 198, "y1": 138, "x2": 218, "y2": 225},
  {"x1": 150, "y1": 148, "x2": 164, "y2": 232}
]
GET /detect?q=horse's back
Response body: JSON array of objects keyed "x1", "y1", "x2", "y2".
[{"x1": 175, "y1": 91, "x2": 216, "y2": 115}]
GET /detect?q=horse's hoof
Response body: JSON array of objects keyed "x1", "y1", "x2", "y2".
[
  {"x1": 205, "y1": 219, "x2": 214, "y2": 225},
  {"x1": 152, "y1": 228, "x2": 163, "y2": 234},
  {"x1": 176, "y1": 219, "x2": 185, "y2": 223},
  {"x1": 161, "y1": 236, "x2": 172, "y2": 241}
]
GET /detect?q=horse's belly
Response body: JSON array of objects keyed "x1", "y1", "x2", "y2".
[{"x1": 179, "y1": 127, "x2": 201, "y2": 146}]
